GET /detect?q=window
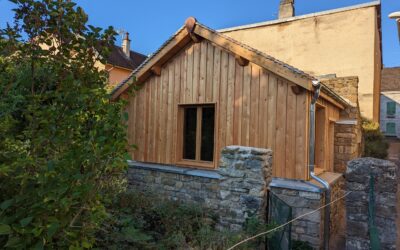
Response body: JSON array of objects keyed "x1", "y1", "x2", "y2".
[
  {"x1": 387, "y1": 102, "x2": 396, "y2": 118},
  {"x1": 386, "y1": 122, "x2": 396, "y2": 136},
  {"x1": 178, "y1": 104, "x2": 215, "y2": 167}
]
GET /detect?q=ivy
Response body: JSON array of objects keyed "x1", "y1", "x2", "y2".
[{"x1": 0, "y1": 0, "x2": 128, "y2": 248}]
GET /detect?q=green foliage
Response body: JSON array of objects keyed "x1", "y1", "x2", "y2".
[
  {"x1": 292, "y1": 240, "x2": 313, "y2": 250},
  {"x1": 96, "y1": 190, "x2": 273, "y2": 249},
  {"x1": 0, "y1": 0, "x2": 128, "y2": 248},
  {"x1": 362, "y1": 119, "x2": 388, "y2": 159}
]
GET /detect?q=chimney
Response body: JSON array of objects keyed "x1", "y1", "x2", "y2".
[
  {"x1": 279, "y1": 0, "x2": 295, "y2": 19},
  {"x1": 122, "y1": 32, "x2": 131, "y2": 57}
]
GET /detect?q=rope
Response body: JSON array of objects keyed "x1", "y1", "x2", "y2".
[{"x1": 226, "y1": 191, "x2": 352, "y2": 250}]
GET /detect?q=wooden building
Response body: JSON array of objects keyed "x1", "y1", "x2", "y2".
[{"x1": 112, "y1": 18, "x2": 351, "y2": 181}]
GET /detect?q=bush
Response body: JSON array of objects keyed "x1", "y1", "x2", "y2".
[
  {"x1": 95, "y1": 190, "x2": 273, "y2": 249},
  {"x1": 362, "y1": 119, "x2": 388, "y2": 159},
  {"x1": 0, "y1": 1, "x2": 127, "y2": 248}
]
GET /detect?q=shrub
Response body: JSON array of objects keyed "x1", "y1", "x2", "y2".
[
  {"x1": 95, "y1": 190, "x2": 273, "y2": 249},
  {"x1": 0, "y1": 0, "x2": 127, "y2": 248},
  {"x1": 362, "y1": 119, "x2": 388, "y2": 159}
]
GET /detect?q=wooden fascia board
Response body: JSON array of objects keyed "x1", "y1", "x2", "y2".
[
  {"x1": 193, "y1": 24, "x2": 313, "y2": 91},
  {"x1": 319, "y1": 91, "x2": 345, "y2": 109},
  {"x1": 112, "y1": 28, "x2": 192, "y2": 99}
]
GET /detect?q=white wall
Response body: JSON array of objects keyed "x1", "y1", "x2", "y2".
[{"x1": 380, "y1": 92, "x2": 400, "y2": 138}]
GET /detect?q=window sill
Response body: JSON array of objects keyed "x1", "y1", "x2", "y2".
[
  {"x1": 176, "y1": 159, "x2": 215, "y2": 169},
  {"x1": 127, "y1": 160, "x2": 222, "y2": 179}
]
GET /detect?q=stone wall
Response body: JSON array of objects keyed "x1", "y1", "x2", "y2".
[
  {"x1": 269, "y1": 174, "x2": 344, "y2": 249},
  {"x1": 334, "y1": 120, "x2": 362, "y2": 173},
  {"x1": 321, "y1": 76, "x2": 363, "y2": 174},
  {"x1": 321, "y1": 76, "x2": 359, "y2": 105},
  {"x1": 345, "y1": 158, "x2": 400, "y2": 250},
  {"x1": 127, "y1": 146, "x2": 272, "y2": 231},
  {"x1": 381, "y1": 67, "x2": 400, "y2": 92}
]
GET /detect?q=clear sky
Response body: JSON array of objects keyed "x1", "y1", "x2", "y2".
[{"x1": 0, "y1": 0, "x2": 399, "y2": 67}]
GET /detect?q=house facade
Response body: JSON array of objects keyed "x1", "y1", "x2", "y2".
[
  {"x1": 112, "y1": 12, "x2": 363, "y2": 248},
  {"x1": 112, "y1": 18, "x2": 356, "y2": 181},
  {"x1": 219, "y1": 1, "x2": 382, "y2": 122},
  {"x1": 99, "y1": 32, "x2": 147, "y2": 88},
  {"x1": 380, "y1": 67, "x2": 400, "y2": 137}
]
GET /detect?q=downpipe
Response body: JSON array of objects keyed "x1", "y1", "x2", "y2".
[{"x1": 309, "y1": 80, "x2": 331, "y2": 250}]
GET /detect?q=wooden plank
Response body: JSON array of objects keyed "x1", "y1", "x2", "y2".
[
  {"x1": 166, "y1": 61, "x2": 175, "y2": 163},
  {"x1": 181, "y1": 47, "x2": 188, "y2": 103},
  {"x1": 186, "y1": 45, "x2": 194, "y2": 103},
  {"x1": 199, "y1": 41, "x2": 207, "y2": 103},
  {"x1": 148, "y1": 77, "x2": 155, "y2": 162},
  {"x1": 205, "y1": 42, "x2": 214, "y2": 102},
  {"x1": 218, "y1": 50, "x2": 228, "y2": 150},
  {"x1": 233, "y1": 61, "x2": 243, "y2": 145},
  {"x1": 275, "y1": 79, "x2": 287, "y2": 178},
  {"x1": 153, "y1": 76, "x2": 160, "y2": 163},
  {"x1": 259, "y1": 69, "x2": 269, "y2": 148},
  {"x1": 172, "y1": 54, "x2": 182, "y2": 163},
  {"x1": 295, "y1": 92, "x2": 308, "y2": 180},
  {"x1": 267, "y1": 75, "x2": 278, "y2": 175},
  {"x1": 144, "y1": 79, "x2": 151, "y2": 161},
  {"x1": 159, "y1": 67, "x2": 168, "y2": 163},
  {"x1": 193, "y1": 25, "x2": 312, "y2": 91},
  {"x1": 192, "y1": 43, "x2": 200, "y2": 102},
  {"x1": 249, "y1": 64, "x2": 260, "y2": 146},
  {"x1": 212, "y1": 47, "x2": 221, "y2": 162},
  {"x1": 112, "y1": 28, "x2": 191, "y2": 99},
  {"x1": 241, "y1": 64, "x2": 251, "y2": 146},
  {"x1": 285, "y1": 82, "x2": 296, "y2": 179},
  {"x1": 226, "y1": 54, "x2": 235, "y2": 146},
  {"x1": 137, "y1": 85, "x2": 145, "y2": 162}
]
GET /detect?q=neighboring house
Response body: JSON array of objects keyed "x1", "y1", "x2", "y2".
[
  {"x1": 100, "y1": 32, "x2": 147, "y2": 88},
  {"x1": 219, "y1": 0, "x2": 382, "y2": 122},
  {"x1": 380, "y1": 67, "x2": 400, "y2": 137}
]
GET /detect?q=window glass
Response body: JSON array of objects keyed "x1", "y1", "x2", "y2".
[
  {"x1": 183, "y1": 107, "x2": 197, "y2": 160},
  {"x1": 200, "y1": 107, "x2": 215, "y2": 161}
]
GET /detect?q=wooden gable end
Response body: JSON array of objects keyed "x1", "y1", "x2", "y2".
[{"x1": 127, "y1": 39, "x2": 311, "y2": 180}]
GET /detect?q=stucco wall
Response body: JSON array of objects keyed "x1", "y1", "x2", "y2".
[
  {"x1": 221, "y1": 5, "x2": 380, "y2": 121},
  {"x1": 105, "y1": 65, "x2": 132, "y2": 89}
]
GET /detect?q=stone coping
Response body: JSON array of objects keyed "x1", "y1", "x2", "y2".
[
  {"x1": 127, "y1": 160, "x2": 223, "y2": 179},
  {"x1": 335, "y1": 119, "x2": 357, "y2": 125},
  {"x1": 269, "y1": 177, "x2": 324, "y2": 193},
  {"x1": 270, "y1": 172, "x2": 343, "y2": 193}
]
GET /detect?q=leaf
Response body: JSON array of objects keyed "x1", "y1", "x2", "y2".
[
  {"x1": 20, "y1": 216, "x2": 33, "y2": 227},
  {"x1": 0, "y1": 199, "x2": 13, "y2": 210},
  {"x1": 47, "y1": 222, "x2": 59, "y2": 238},
  {"x1": 123, "y1": 112, "x2": 129, "y2": 121},
  {"x1": 0, "y1": 224, "x2": 11, "y2": 235}
]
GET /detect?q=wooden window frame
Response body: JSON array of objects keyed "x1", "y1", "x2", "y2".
[
  {"x1": 176, "y1": 103, "x2": 217, "y2": 169},
  {"x1": 314, "y1": 103, "x2": 327, "y2": 175}
]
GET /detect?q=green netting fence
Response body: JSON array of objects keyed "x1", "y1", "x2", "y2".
[{"x1": 267, "y1": 191, "x2": 292, "y2": 250}]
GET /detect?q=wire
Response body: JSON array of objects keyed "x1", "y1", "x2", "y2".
[{"x1": 226, "y1": 191, "x2": 352, "y2": 250}]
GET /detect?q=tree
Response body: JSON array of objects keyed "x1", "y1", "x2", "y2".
[{"x1": 0, "y1": 0, "x2": 129, "y2": 248}]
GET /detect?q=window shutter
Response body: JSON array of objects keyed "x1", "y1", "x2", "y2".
[
  {"x1": 387, "y1": 102, "x2": 396, "y2": 117},
  {"x1": 386, "y1": 122, "x2": 396, "y2": 135}
]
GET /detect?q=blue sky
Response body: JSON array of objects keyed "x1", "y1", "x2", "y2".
[{"x1": 0, "y1": 0, "x2": 399, "y2": 67}]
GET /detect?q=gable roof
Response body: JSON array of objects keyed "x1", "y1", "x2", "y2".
[
  {"x1": 107, "y1": 45, "x2": 147, "y2": 70},
  {"x1": 111, "y1": 17, "x2": 350, "y2": 109}
]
